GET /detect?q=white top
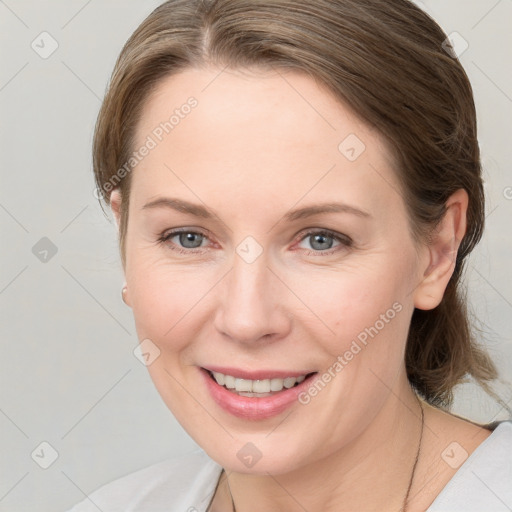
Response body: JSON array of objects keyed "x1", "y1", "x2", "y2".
[{"x1": 66, "y1": 421, "x2": 512, "y2": 512}]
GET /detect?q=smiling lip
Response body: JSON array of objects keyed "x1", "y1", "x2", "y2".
[
  {"x1": 200, "y1": 367, "x2": 318, "y2": 420},
  {"x1": 203, "y1": 365, "x2": 314, "y2": 380}
]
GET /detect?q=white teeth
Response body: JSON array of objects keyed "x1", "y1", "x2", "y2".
[
  {"x1": 283, "y1": 377, "x2": 297, "y2": 389},
  {"x1": 224, "y1": 374, "x2": 236, "y2": 389},
  {"x1": 213, "y1": 372, "x2": 225, "y2": 386},
  {"x1": 252, "y1": 379, "x2": 270, "y2": 393},
  {"x1": 235, "y1": 378, "x2": 252, "y2": 392},
  {"x1": 270, "y1": 378, "x2": 284, "y2": 391},
  {"x1": 210, "y1": 371, "x2": 310, "y2": 393}
]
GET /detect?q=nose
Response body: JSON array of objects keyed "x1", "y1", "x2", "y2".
[{"x1": 213, "y1": 251, "x2": 292, "y2": 345}]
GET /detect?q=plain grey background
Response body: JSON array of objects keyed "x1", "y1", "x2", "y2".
[{"x1": 0, "y1": 1, "x2": 511, "y2": 511}]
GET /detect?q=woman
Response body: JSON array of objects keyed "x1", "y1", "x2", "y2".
[{"x1": 68, "y1": 0, "x2": 511, "y2": 510}]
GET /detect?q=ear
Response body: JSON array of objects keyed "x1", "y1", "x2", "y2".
[
  {"x1": 413, "y1": 189, "x2": 468, "y2": 310},
  {"x1": 110, "y1": 188, "x2": 131, "y2": 305},
  {"x1": 110, "y1": 188, "x2": 122, "y2": 230}
]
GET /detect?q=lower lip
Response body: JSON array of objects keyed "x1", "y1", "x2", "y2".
[{"x1": 200, "y1": 368, "x2": 318, "y2": 420}]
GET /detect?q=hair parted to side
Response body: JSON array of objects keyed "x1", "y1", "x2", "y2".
[{"x1": 93, "y1": 0, "x2": 499, "y2": 408}]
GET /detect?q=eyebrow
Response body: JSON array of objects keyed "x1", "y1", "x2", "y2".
[
  {"x1": 142, "y1": 197, "x2": 371, "y2": 220},
  {"x1": 142, "y1": 197, "x2": 211, "y2": 218}
]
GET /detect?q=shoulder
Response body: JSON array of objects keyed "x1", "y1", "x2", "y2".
[
  {"x1": 427, "y1": 420, "x2": 512, "y2": 511},
  {"x1": 64, "y1": 448, "x2": 223, "y2": 512}
]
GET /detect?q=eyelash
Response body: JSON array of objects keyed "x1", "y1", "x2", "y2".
[{"x1": 156, "y1": 228, "x2": 353, "y2": 257}]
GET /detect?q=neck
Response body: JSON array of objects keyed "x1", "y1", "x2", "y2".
[{"x1": 221, "y1": 375, "x2": 424, "y2": 512}]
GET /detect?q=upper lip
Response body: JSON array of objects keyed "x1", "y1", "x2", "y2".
[{"x1": 202, "y1": 366, "x2": 317, "y2": 380}]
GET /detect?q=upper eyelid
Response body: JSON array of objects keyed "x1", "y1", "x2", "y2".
[
  {"x1": 161, "y1": 228, "x2": 210, "y2": 244},
  {"x1": 298, "y1": 228, "x2": 349, "y2": 239}
]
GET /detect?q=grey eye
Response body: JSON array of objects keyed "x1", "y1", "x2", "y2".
[
  {"x1": 307, "y1": 233, "x2": 335, "y2": 251},
  {"x1": 178, "y1": 232, "x2": 205, "y2": 248}
]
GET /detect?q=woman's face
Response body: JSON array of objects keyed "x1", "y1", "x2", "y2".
[{"x1": 116, "y1": 66, "x2": 428, "y2": 474}]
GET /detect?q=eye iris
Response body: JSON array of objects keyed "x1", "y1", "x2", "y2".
[
  {"x1": 310, "y1": 233, "x2": 333, "y2": 251},
  {"x1": 179, "y1": 232, "x2": 203, "y2": 248}
]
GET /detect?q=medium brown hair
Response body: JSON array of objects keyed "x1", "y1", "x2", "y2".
[{"x1": 93, "y1": 0, "x2": 498, "y2": 407}]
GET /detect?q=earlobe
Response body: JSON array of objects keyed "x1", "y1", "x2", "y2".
[
  {"x1": 122, "y1": 284, "x2": 131, "y2": 307},
  {"x1": 413, "y1": 189, "x2": 468, "y2": 310}
]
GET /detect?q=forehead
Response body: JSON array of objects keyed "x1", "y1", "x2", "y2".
[{"x1": 130, "y1": 66, "x2": 403, "y2": 220}]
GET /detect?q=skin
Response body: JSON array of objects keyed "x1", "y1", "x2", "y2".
[{"x1": 111, "y1": 66, "x2": 491, "y2": 511}]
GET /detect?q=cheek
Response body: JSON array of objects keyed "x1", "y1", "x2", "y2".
[
  {"x1": 291, "y1": 259, "x2": 410, "y2": 349},
  {"x1": 126, "y1": 257, "x2": 213, "y2": 352},
  {"x1": 295, "y1": 255, "x2": 412, "y2": 373},
  {"x1": 126, "y1": 265, "x2": 215, "y2": 416}
]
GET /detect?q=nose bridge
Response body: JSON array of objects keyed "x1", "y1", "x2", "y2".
[{"x1": 214, "y1": 247, "x2": 291, "y2": 344}]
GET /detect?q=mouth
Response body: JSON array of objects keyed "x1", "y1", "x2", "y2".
[
  {"x1": 203, "y1": 368, "x2": 317, "y2": 397},
  {"x1": 200, "y1": 366, "x2": 319, "y2": 420}
]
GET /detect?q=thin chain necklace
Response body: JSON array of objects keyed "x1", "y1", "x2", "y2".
[{"x1": 208, "y1": 395, "x2": 425, "y2": 512}]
